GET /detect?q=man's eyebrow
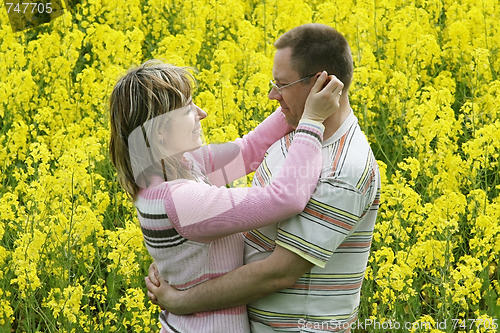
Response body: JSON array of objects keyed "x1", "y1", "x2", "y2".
[
  {"x1": 274, "y1": 76, "x2": 292, "y2": 84},
  {"x1": 273, "y1": 77, "x2": 284, "y2": 84}
]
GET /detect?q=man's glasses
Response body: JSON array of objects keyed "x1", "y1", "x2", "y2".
[{"x1": 270, "y1": 74, "x2": 315, "y2": 95}]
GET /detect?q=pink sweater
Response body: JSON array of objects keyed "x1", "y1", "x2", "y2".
[{"x1": 135, "y1": 110, "x2": 325, "y2": 333}]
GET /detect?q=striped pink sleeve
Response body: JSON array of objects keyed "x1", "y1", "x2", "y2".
[
  {"x1": 158, "y1": 119, "x2": 325, "y2": 243},
  {"x1": 232, "y1": 108, "x2": 295, "y2": 174},
  {"x1": 187, "y1": 108, "x2": 294, "y2": 186}
]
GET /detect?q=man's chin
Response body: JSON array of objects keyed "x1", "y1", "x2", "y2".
[
  {"x1": 280, "y1": 108, "x2": 300, "y2": 128},
  {"x1": 285, "y1": 117, "x2": 300, "y2": 129}
]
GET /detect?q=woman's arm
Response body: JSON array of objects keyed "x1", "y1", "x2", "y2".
[
  {"x1": 162, "y1": 119, "x2": 324, "y2": 242},
  {"x1": 232, "y1": 109, "x2": 294, "y2": 174},
  {"x1": 188, "y1": 109, "x2": 293, "y2": 186}
]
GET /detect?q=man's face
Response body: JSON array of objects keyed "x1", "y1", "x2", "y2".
[{"x1": 269, "y1": 47, "x2": 315, "y2": 128}]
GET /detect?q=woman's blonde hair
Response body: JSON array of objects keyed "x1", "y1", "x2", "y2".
[{"x1": 109, "y1": 60, "x2": 195, "y2": 201}]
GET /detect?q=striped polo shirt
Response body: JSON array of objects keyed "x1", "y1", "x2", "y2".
[{"x1": 245, "y1": 110, "x2": 381, "y2": 333}]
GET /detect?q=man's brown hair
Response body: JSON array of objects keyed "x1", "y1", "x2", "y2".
[{"x1": 275, "y1": 23, "x2": 353, "y2": 92}]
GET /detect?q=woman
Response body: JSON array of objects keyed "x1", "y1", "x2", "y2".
[{"x1": 109, "y1": 60, "x2": 342, "y2": 333}]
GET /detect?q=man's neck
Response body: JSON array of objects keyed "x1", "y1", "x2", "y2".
[{"x1": 322, "y1": 97, "x2": 351, "y2": 140}]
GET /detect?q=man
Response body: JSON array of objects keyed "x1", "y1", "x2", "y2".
[{"x1": 146, "y1": 23, "x2": 381, "y2": 332}]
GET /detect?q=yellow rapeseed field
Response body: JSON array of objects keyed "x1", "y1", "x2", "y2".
[{"x1": 0, "y1": 0, "x2": 499, "y2": 332}]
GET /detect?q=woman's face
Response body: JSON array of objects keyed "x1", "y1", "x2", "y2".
[{"x1": 160, "y1": 99, "x2": 207, "y2": 157}]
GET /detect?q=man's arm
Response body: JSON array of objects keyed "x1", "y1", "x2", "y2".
[{"x1": 146, "y1": 245, "x2": 314, "y2": 314}]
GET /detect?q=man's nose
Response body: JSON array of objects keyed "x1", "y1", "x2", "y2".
[{"x1": 268, "y1": 87, "x2": 282, "y2": 101}]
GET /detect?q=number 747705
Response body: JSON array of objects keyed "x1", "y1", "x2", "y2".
[{"x1": 5, "y1": 2, "x2": 53, "y2": 14}]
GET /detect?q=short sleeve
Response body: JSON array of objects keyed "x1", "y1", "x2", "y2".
[{"x1": 275, "y1": 178, "x2": 367, "y2": 268}]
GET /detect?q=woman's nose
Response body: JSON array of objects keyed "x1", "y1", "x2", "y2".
[{"x1": 195, "y1": 105, "x2": 207, "y2": 119}]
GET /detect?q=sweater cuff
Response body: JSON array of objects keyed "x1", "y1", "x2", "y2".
[
  {"x1": 296, "y1": 119, "x2": 325, "y2": 140},
  {"x1": 297, "y1": 119, "x2": 325, "y2": 132}
]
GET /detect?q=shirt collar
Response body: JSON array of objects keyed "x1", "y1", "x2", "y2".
[{"x1": 321, "y1": 109, "x2": 357, "y2": 147}]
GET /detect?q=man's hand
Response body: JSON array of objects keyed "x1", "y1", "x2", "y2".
[{"x1": 145, "y1": 262, "x2": 186, "y2": 313}]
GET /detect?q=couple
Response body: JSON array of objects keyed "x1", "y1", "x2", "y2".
[{"x1": 109, "y1": 24, "x2": 381, "y2": 333}]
